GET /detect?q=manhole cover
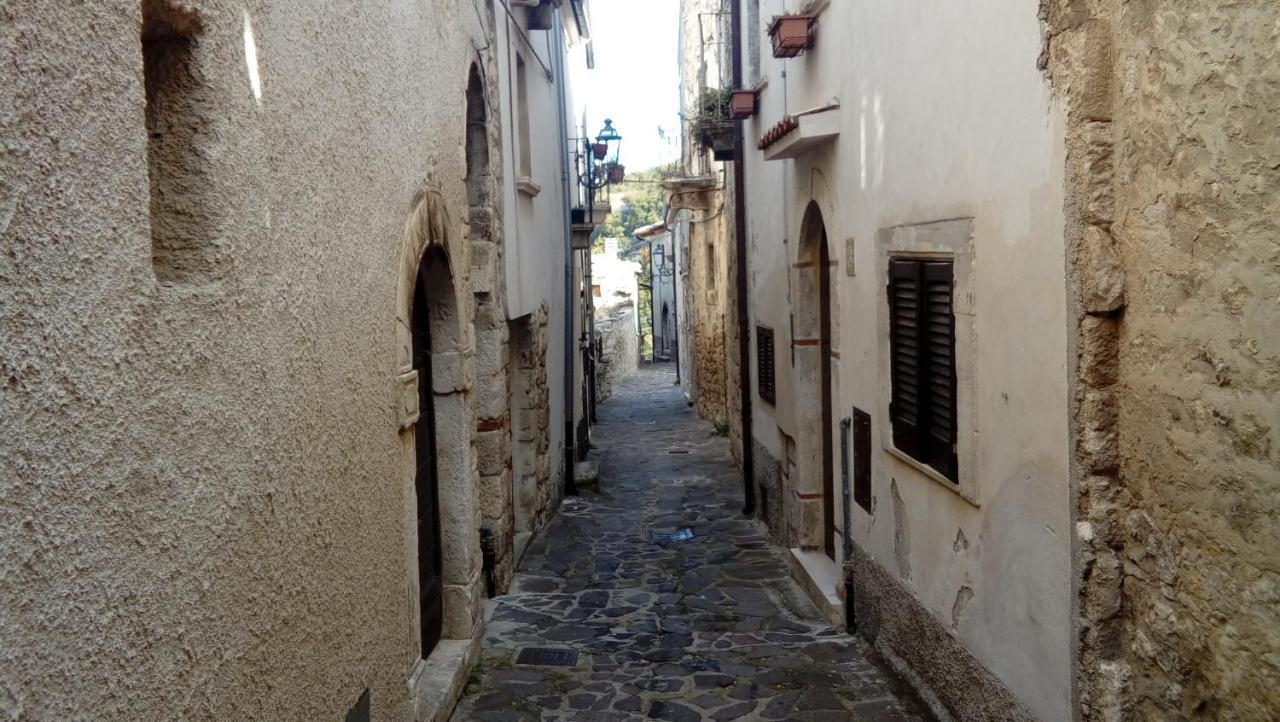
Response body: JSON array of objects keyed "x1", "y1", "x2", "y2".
[
  {"x1": 516, "y1": 647, "x2": 579, "y2": 667},
  {"x1": 649, "y1": 528, "x2": 694, "y2": 542}
]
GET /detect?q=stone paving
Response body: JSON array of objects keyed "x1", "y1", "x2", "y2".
[{"x1": 452, "y1": 366, "x2": 929, "y2": 722}]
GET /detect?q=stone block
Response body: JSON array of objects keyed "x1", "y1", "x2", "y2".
[
  {"x1": 433, "y1": 350, "x2": 475, "y2": 394},
  {"x1": 1082, "y1": 124, "x2": 1115, "y2": 224},
  {"x1": 1079, "y1": 225, "x2": 1126, "y2": 314},
  {"x1": 398, "y1": 370, "x2": 420, "y2": 429},
  {"x1": 475, "y1": 428, "x2": 509, "y2": 477},
  {"x1": 1078, "y1": 316, "x2": 1120, "y2": 387},
  {"x1": 1079, "y1": 421, "x2": 1120, "y2": 473},
  {"x1": 1051, "y1": 20, "x2": 1113, "y2": 122},
  {"x1": 1076, "y1": 21, "x2": 1114, "y2": 122},
  {"x1": 443, "y1": 577, "x2": 483, "y2": 639},
  {"x1": 480, "y1": 471, "x2": 511, "y2": 521}
]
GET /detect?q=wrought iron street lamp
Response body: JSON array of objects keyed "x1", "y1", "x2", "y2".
[{"x1": 581, "y1": 119, "x2": 624, "y2": 191}]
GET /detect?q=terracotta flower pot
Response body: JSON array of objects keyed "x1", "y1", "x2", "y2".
[
  {"x1": 591, "y1": 143, "x2": 609, "y2": 160},
  {"x1": 730, "y1": 90, "x2": 757, "y2": 119},
  {"x1": 768, "y1": 15, "x2": 815, "y2": 58}
]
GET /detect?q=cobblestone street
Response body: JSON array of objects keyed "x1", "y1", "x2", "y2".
[{"x1": 453, "y1": 366, "x2": 927, "y2": 721}]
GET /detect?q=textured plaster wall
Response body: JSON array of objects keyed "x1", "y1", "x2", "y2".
[
  {"x1": 0, "y1": 1, "x2": 492, "y2": 719},
  {"x1": 1050, "y1": 1, "x2": 1280, "y2": 718},
  {"x1": 738, "y1": 1, "x2": 1072, "y2": 718}
]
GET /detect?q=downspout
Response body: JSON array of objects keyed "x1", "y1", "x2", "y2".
[
  {"x1": 731, "y1": 0, "x2": 755, "y2": 516},
  {"x1": 554, "y1": 8, "x2": 577, "y2": 495}
]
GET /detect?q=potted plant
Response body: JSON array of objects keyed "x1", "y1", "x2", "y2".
[
  {"x1": 689, "y1": 87, "x2": 735, "y2": 161},
  {"x1": 730, "y1": 89, "x2": 757, "y2": 119},
  {"x1": 768, "y1": 14, "x2": 815, "y2": 58},
  {"x1": 591, "y1": 142, "x2": 609, "y2": 160},
  {"x1": 606, "y1": 163, "x2": 626, "y2": 184}
]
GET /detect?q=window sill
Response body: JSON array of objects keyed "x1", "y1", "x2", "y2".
[
  {"x1": 884, "y1": 444, "x2": 980, "y2": 508},
  {"x1": 516, "y1": 176, "x2": 541, "y2": 198}
]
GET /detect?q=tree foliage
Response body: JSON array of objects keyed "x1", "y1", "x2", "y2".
[{"x1": 591, "y1": 162, "x2": 681, "y2": 256}]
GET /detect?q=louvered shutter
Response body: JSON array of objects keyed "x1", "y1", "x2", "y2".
[
  {"x1": 757, "y1": 325, "x2": 776, "y2": 405},
  {"x1": 923, "y1": 262, "x2": 958, "y2": 482},
  {"x1": 888, "y1": 260, "x2": 924, "y2": 459}
]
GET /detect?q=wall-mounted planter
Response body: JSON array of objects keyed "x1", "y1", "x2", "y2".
[
  {"x1": 703, "y1": 126, "x2": 736, "y2": 161},
  {"x1": 730, "y1": 90, "x2": 757, "y2": 119},
  {"x1": 768, "y1": 15, "x2": 815, "y2": 58}
]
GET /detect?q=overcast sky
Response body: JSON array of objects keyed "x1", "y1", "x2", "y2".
[{"x1": 571, "y1": 0, "x2": 681, "y2": 173}]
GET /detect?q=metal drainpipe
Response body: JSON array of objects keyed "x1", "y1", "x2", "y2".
[
  {"x1": 730, "y1": 0, "x2": 755, "y2": 517},
  {"x1": 553, "y1": 9, "x2": 577, "y2": 495},
  {"x1": 841, "y1": 417, "x2": 856, "y2": 632}
]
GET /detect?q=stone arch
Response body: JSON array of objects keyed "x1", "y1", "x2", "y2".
[
  {"x1": 792, "y1": 200, "x2": 841, "y2": 559},
  {"x1": 395, "y1": 186, "x2": 482, "y2": 653}
]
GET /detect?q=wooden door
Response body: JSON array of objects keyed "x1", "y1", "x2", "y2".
[
  {"x1": 412, "y1": 266, "x2": 444, "y2": 656},
  {"x1": 819, "y1": 234, "x2": 835, "y2": 559}
]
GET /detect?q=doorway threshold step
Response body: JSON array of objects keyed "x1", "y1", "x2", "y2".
[{"x1": 789, "y1": 547, "x2": 845, "y2": 629}]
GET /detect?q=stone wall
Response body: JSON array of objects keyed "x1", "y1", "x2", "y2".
[
  {"x1": 594, "y1": 303, "x2": 638, "y2": 404},
  {"x1": 1048, "y1": 1, "x2": 1280, "y2": 718},
  {"x1": 689, "y1": 215, "x2": 729, "y2": 423},
  {"x1": 470, "y1": 55, "x2": 515, "y2": 597},
  {"x1": 512, "y1": 306, "x2": 555, "y2": 539}
]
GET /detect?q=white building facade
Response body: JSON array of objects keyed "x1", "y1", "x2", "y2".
[{"x1": 736, "y1": 1, "x2": 1071, "y2": 719}]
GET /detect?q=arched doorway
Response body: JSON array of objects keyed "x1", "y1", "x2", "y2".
[
  {"x1": 795, "y1": 201, "x2": 838, "y2": 559},
  {"x1": 411, "y1": 247, "x2": 449, "y2": 655}
]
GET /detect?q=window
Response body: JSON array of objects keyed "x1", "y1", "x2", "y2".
[
  {"x1": 143, "y1": 0, "x2": 214, "y2": 283},
  {"x1": 852, "y1": 407, "x2": 872, "y2": 512},
  {"x1": 756, "y1": 325, "x2": 775, "y2": 405},
  {"x1": 516, "y1": 55, "x2": 532, "y2": 178},
  {"x1": 888, "y1": 259, "x2": 958, "y2": 482},
  {"x1": 705, "y1": 242, "x2": 716, "y2": 290}
]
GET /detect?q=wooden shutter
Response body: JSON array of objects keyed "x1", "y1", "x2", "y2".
[
  {"x1": 888, "y1": 259, "x2": 958, "y2": 483},
  {"x1": 888, "y1": 260, "x2": 923, "y2": 459},
  {"x1": 756, "y1": 325, "x2": 776, "y2": 405},
  {"x1": 923, "y1": 262, "x2": 958, "y2": 481},
  {"x1": 852, "y1": 407, "x2": 872, "y2": 512}
]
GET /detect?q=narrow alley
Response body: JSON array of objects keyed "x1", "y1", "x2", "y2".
[{"x1": 453, "y1": 366, "x2": 926, "y2": 721}]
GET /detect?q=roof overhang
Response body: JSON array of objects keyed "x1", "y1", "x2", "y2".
[
  {"x1": 634, "y1": 223, "x2": 670, "y2": 239},
  {"x1": 762, "y1": 104, "x2": 840, "y2": 162}
]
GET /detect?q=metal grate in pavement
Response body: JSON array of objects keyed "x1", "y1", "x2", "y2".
[{"x1": 515, "y1": 647, "x2": 579, "y2": 667}]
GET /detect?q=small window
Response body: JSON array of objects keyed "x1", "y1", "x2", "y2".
[
  {"x1": 592, "y1": 284, "x2": 601, "y2": 298},
  {"x1": 852, "y1": 407, "x2": 872, "y2": 512},
  {"x1": 516, "y1": 56, "x2": 532, "y2": 178},
  {"x1": 143, "y1": 0, "x2": 214, "y2": 283},
  {"x1": 756, "y1": 325, "x2": 775, "y2": 405},
  {"x1": 705, "y1": 242, "x2": 716, "y2": 290},
  {"x1": 888, "y1": 259, "x2": 958, "y2": 482}
]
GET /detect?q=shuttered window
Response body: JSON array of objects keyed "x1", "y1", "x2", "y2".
[
  {"x1": 756, "y1": 325, "x2": 776, "y2": 405},
  {"x1": 888, "y1": 259, "x2": 958, "y2": 482}
]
